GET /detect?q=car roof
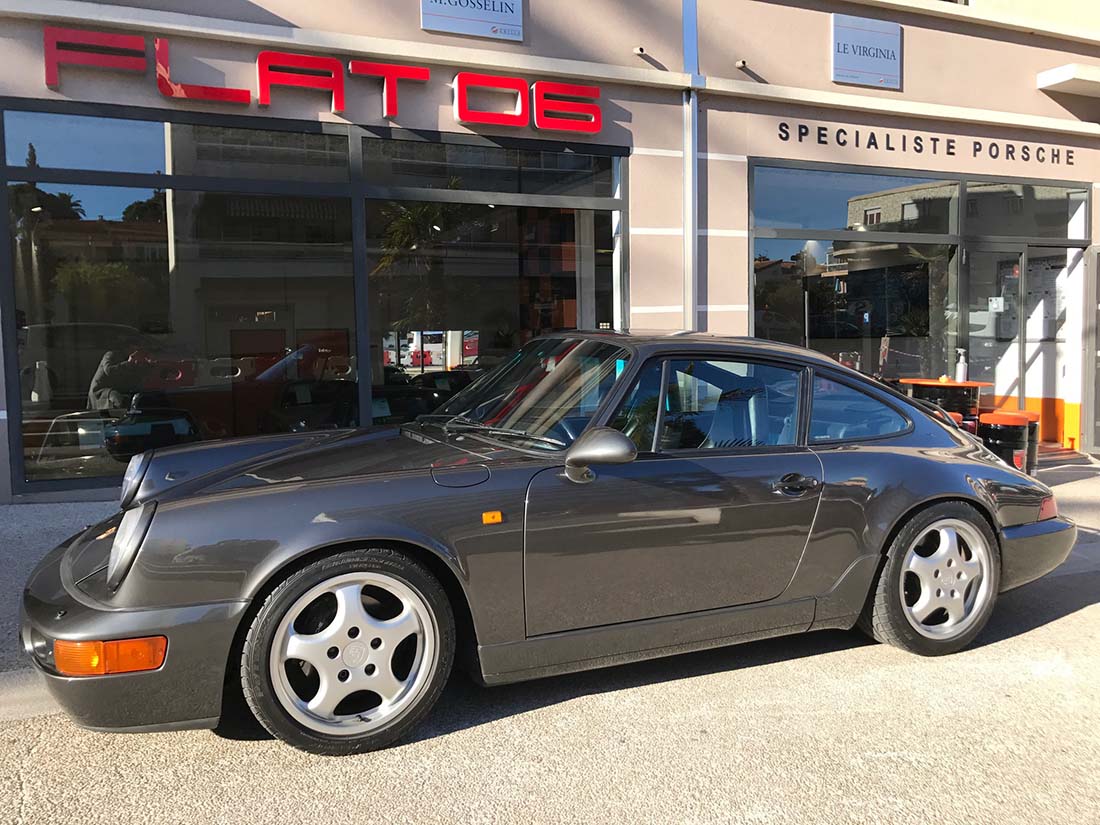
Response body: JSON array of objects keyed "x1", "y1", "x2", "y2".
[
  {"x1": 542, "y1": 329, "x2": 932, "y2": 417},
  {"x1": 543, "y1": 329, "x2": 855, "y2": 370}
]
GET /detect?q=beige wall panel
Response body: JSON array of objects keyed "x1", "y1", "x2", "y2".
[
  {"x1": 700, "y1": 234, "x2": 750, "y2": 311},
  {"x1": 699, "y1": 0, "x2": 1100, "y2": 124},
  {"x1": 612, "y1": 87, "x2": 686, "y2": 151},
  {"x1": 629, "y1": 154, "x2": 684, "y2": 229},
  {"x1": 628, "y1": 310, "x2": 683, "y2": 332},
  {"x1": 710, "y1": 98, "x2": 1100, "y2": 182},
  {"x1": 699, "y1": 155, "x2": 748, "y2": 232},
  {"x1": 700, "y1": 104, "x2": 749, "y2": 158},
  {"x1": 699, "y1": 307, "x2": 750, "y2": 335},
  {"x1": 627, "y1": 233, "x2": 683, "y2": 313},
  {"x1": 63, "y1": 0, "x2": 684, "y2": 71}
]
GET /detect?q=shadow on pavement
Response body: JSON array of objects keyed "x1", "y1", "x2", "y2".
[
  {"x1": 211, "y1": 626, "x2": 875, "y2": 745},
  {"x1": 975, "y1": 569, "x2": 1100, "y2": 649},
  {"x1": 412, "y1": 630, "x2": 874, "y2": 746},
  {"x1": 213, "y1": 548, "x2": 1100, "y2": 747}
]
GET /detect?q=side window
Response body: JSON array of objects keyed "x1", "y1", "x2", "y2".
[
  {"x1": 609, "y1": 359, "x2": 663, "y2": 451},
  {"x1": 810, "y1": 375, "x2": 908, "y2": 442},
  {"x1": 660, "y1": 359, "x2": 801, "y2": 450}
]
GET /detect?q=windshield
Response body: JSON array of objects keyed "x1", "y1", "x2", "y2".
[{"x1": 428, "y1": 337, "x2": 630, "y2": 450}]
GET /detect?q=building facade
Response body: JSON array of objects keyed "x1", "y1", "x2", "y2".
[{"x1": 1, "y1": 0, "x2": 1099, "y2": 501}]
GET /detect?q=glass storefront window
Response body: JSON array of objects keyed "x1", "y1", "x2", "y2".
[
  {"x1": 753, "y1": 238, "x2": 958, "y2": 378},
  {"x1": 4, "y1": 111, "x2": 166, "y2": 173},
  {"x1": 753, "y1": 166, "x2": 958, "y2": 234},
  {"x1": 2, "y1": 108, "x2": 624, "y2": 489},
  {"x1": 363, "y1": 138, "x2": 615, "y2": 197},
  {"x1": 168, "y1": 124, "x2": 349, "y2": 181},
  {"x1": 3, "y1": 112, "x2": 351, "y2": 182},
  {"x1": 365, "y1": 200, "x2": 615, "y2": 425},
  {"x1": 964, "y1": 182, "x2": 1088, "y2": 239},
  {"x1": 11, "y1": 182, "x2": 356, "y2": 481}
]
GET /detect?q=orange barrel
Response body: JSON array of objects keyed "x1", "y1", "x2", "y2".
[
  {"x1": 978, "y1": 412, "x2": 1029, "y2": 471},
  {"x1": 1015, "y1": 410, "x2": 1041, "y2": 475}
]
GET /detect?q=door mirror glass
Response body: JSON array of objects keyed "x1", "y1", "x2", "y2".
[{"x1": 564, "y1": 426, "x2": 637, "y2": 482}]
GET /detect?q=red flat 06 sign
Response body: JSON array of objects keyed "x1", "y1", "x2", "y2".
[{"x1": 42, "y1": 26, "x2": 602, "y2": 135}]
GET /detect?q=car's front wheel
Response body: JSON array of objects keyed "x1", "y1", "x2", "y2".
[
  {"x1": 240, "y1": 547, "x2": 454, "y2": 755},
  {"x1": 860, "y1": 502, "x2": 1000, "y2": 655}
]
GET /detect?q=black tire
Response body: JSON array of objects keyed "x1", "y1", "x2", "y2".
[
  {"x1": 239, "y1": 547, "x2": 455, "y2": 755},
  {"x1": 858, "y1": 502, "x2": 1000, "y2": 656}
]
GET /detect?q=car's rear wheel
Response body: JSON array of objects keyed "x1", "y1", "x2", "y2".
[
  {"x1": 240, "y1": 547, "x2": 454, "y2": 755},
  {"x1": 859, "y1": 502, "x2": 1000, "y2": 655}
]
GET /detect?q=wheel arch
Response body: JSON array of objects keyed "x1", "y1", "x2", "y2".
[
  {"x1": 216, "y1": 537, "x2": 480, "y2": 726},
  {"x1": 878, "y1": 495, "x2": 1001, "y2": 560}
]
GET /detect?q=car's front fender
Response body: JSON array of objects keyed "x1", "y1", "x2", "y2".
[{"x1": 114, "y1": 465, "x2": 540, "y2": 647}]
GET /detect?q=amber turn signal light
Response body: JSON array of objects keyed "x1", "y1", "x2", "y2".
[
  {"x1": 53, "y1": 636, "x2": 167, "y2": 677},
  {"x1": 482, "y1": 510, "x2": 503, "y2": 525}
]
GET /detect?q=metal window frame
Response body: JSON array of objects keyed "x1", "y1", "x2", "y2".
[
  {"x1": 0, "y1": 98, "x2": 629, "y2": 496},
  {"x1": 1084, "y1": 246, "x2": 1099, "y2": 455}
]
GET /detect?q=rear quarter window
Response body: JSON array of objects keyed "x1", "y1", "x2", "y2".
[{"x1": 810, "y1": 375, "x2": 909, "y2": 443}]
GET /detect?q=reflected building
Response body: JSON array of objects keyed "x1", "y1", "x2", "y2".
[{"x1": 753, "y1": 171, "x2": 1086, "y2": 442}]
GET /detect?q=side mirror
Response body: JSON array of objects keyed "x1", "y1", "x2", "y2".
[{"x1": 564, "y1": 426, "x2": 638, "y2": 483}]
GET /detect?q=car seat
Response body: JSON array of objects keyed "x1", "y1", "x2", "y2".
[{"x1": 702, "y1": 377, "x2": 767, "y2": 449}]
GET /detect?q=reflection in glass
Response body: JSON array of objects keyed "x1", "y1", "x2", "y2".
[
  {"x1": 363, "y1": 139, "x2": 615, "y2": 197},
  {"x1": 426, "y1": 338, "x2": 629, "y2": 450},
  {"x1": 753, "y1": 238, "x2": 958, "y2": 379},
  {"x1": 365, "y1": 201, "x2": 614, "y2": 425},
  {"x1": 4, "y1": 111, "x2": 166, "y2": 173},
  {"x1": 969, "y1": 246, "x2": 1084, "y2": 413},
  {"x1": 11, "y1": 182, "x2": 356, "y2": 480},
  {"x1": 168, "y1": 124, "x2": 348, "y2": 181},
  {"x1": 809, "y1": 376, "x2": 907, "y2": 442},
  {"x1": 964, "y1": 182, "x2": 1088, "y2": 239},
  {"x1": 966, "y1": 248, "x2": 1021, "y2": 404},
  {"x1": 753, "y1": 166, "x2": 958, "y2": 233}
]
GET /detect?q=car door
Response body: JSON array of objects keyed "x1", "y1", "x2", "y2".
[{"x1": 524, "y1": 355, "x2": 823, "y2": 637}]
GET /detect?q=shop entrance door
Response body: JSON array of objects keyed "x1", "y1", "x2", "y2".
[
  {"x1": 968, "y1": 244, "x2": 1083, "y2": 445},
  {"x1": 966, "y1": 245, "x2": 1025, "y2": 411}
]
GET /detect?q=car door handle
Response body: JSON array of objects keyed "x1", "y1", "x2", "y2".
[{"x1": 771, "y1": 473, "x2": 820, "y2": 496}]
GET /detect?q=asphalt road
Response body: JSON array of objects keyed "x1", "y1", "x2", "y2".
[{"x1": 2, "y1": 469, "x2": 1099, "y2": 825}]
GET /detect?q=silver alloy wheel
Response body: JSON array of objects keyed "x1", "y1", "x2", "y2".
[
  {"x1": 899, "y1": 518, "x2": 993, "y2": 640},
  {"x1": 269, "y1": 571, "x2": 438, "y2": 736}
]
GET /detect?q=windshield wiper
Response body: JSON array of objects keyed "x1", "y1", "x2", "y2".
[{"x1": 443, "y1": 416, "x2": 566, "y2": 448}]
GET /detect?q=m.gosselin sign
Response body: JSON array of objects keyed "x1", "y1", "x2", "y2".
[{"x1": 779, "y1": 120, "x2": 1077, "y2": 166}]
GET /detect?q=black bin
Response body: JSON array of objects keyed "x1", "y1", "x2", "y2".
[
  {"x1": 909, "y1": 383, "x2": 980, "y2": 418},
  {"x1": 978, "y1": 412, "x2": 1029, "y2": 472},
  {"x1": 1016, "y1": 411, "x2": 1041, "y2": 475}
]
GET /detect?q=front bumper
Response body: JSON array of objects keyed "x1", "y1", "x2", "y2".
[
  {"x1": 21, "y1": 541, "x2": 248, "y2": 732},
  {"x1": 1000, "y1": 516, "x2": 1077, "y2": 592}
]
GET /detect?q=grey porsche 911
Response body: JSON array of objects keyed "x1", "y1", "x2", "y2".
[{"x1": 22, "y1": 333, "x2": 1076, "y2": 754}]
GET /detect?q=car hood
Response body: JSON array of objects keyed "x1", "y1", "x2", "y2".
[{"x1": 144, "y1": 423, "x2": 537, "y2": 503}]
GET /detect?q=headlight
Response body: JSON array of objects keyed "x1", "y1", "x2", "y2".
[
  {"x1": 106, "y1": 502, "x2": 156, "y2": 592},
  {"x1": 120, "y1": 451, "x2": 152, "y2": 509}
]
